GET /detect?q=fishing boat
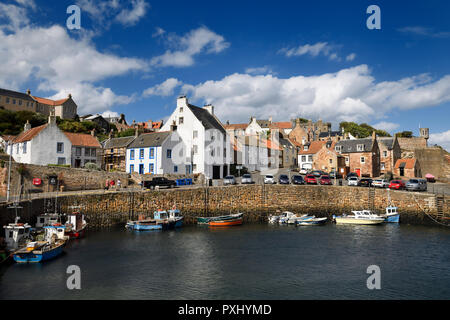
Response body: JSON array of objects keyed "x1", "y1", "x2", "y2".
[
  {"x1": 278, "y1": 211, "x2": 296, "y2": 224},
  {"x1": 168, "y1": 208, "x2": 183, "y2": 228},
  {"x1": 126, "y1": 219, "x2": 163, "y2": 231},
  {"x1": 287, "y1": 214, "x2": 310, "y2": 224},
  {"x1": 35, "y1": 213, "x2": 61, "y2": 229},
  {"x1": 333, "y1": 210, "x2": 385, "y2": 225},
  {"x1": 208, "y1": 216, "x2": 243, "y2": 227},
  {"x1": 296, "y1": 217, "x2": 327, "y2": 226},
  {"x1": 154, "y1": 210, "x2": 177, "y2": 229},
  {"x1": 197, "y1": 213, "x2": 243, "y2": 225},
  {"x1": 65, "y1": 210, "x2": 88, "y2": 239},
  {"x1": 383, "y1": 206, "x2": 400, "y2": 223},
  {"x1": 13, "y1": 225, "x2": 68, "y2": 263}
]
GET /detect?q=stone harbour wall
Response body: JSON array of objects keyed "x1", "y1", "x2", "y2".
[{"x1": 0, "y1": 185, "x2": 448, "y2": 228}]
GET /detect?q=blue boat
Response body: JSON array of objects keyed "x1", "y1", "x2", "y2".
[
  {"x1": 384, "y1": 206, "x2": 400, "y2": 223},
  {"x1": 168, "y1": 209, "x2": 183, "y2": 228},
  {"x1": 13, "y1": 225, "x2": 68, "y2": 263},
  {"x1": 296, "y1": 217, "x2": 327, "y2": 226},
  {"x1": 126, "y1": 219, "x2": 162, "y2": 231}
]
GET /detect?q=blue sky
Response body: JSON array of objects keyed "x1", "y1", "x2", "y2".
[{"x1": 0, "y1": 0, "x2": 449, "y2": 149}]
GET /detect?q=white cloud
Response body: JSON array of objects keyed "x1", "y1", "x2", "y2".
[
  {"x1": 429, "y1": 130, "x2": 450, "y2": 151},
  {"x1": 102, "y1": 110, "x2": 120, "y2": 118},
  {"x1": 372, "y1": 121, "x2": 400, "y2": 132},
  {"x1": 245, "y1": 66, "x2": 274, "y2": 75},
  {"x1": 346, "y1": 53, "x2": 356, "y2": 61},
  {"x1": 151, "y1": 27, "x2": 230, "y2": 67},
  {"x1": 182, "y1": 65, "x2": 450, "y2": 125},
  {"x1": 280, "y1": 42, "x2": 342, "y2": 61},
  {"x1": 143, "y1": 78, "x2": 182, "y2": 97},
  {"x1": 14, "y1": 0, "x2": 36, "y2": 9},
  {"x1": 152, "y1": 27, "x2": 165, "y2": 38},
  {"x1": 398, "y1": 26, "x2": 450, "y2": 38},
  {"x1": 0, "y1": 2, "x2": 30, "y2": 31},
  {"x1": 115, "y1": 0, "x2": 149, "y2": 26}
]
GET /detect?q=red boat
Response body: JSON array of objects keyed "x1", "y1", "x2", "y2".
[
  {"x1": 208, "y1": 217, "x2": 243, "y2": 227},
  {"x1": 65, "y1": 211, "x2": 87, "y2": 239}
]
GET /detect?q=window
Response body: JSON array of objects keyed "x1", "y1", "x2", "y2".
[
  {"x1": 381, "y1": 162, "x2": 385, "y2": 170},
  {"x1": 329, "y1": 159, "x2": 332, "y2": 164},
  {"x1": 193, "y1": 164, "x2": 197, "y2": 171},
  {"x1": 210, "y1": 149, "x2": 215, "y2": 156},
  {"x1": 12, "y1": 99, "x2": 16, "y2": 105},
  {"x1": 18, "y1": 100, "x2": 22, "y2": 105},
  {"x1": 360, "y1": 157, "x2": 365, "y2": 164},
  {"x1": 193, "y1": 130, "x2": 198, "y2": 138},
  {"x1": 22, "y1": 142, "x2": 27, "y2": 154},
  {"x1": 179, "y1": 117, "x2": 184, "y2": 125},
  {"x1": 57, "y1": 142, "x2": 64, "y2": 153},
  {"x1": 57, "y1": 157, "x2": 66, "y2": 165},
  {"x1": 193, "y1": 145, "x2": 198, "y2": 154},
  {"x1": 130, "y1": 149, "x2": 135, "y2": 160},
  {"x1": 85, "y1": 148, "x2": 90, "y2": 157},
  {"x1": 335, "y1": 146, "x2": 342, "y2": 152},
  {"x1": 308, "y1": 155, "x2": 313, "y2": 162},
  {"x1": 76, "y1": 147, "x2": 81, "y2": 156},
  {"x1": 304, "y1": 145, "x2": 309, "y2": 151},
  {"x1": 167, "y1": 149, "x2": 172, "y2": 158},
  {"x1": 149, "y1": 148, "x2": 155, "y2": 159},
  {"x1": 357, "y1": 144, "x2": 364, "y2": 151},
  {"x1": 180, "y1": 107, "x2": 183, "y2": 112},
  {"x1": 149, "y1": 163, "x2": 154, "y2": 173},
  {"x1": 6, "y1": 97, "x2": 10, "y2": 103},
  {"x1": 139, "y1": 149, "x2": 144, "y2": 159},
  {"x1": 91, "y1": 148, "x2": 96, "y2": 157},
  {"x1": 383, "y1": 151, "x2": 387, "y2": 157},
  {"x1": 130, "y1": 164, "x2": 134, "y2": 172},
  {"x1": 301, "y1": 155, "x2": 306, "y2": 162},
  {"x1": 174, "y1": 165, "x2": 178, "y2": 173},
  {"x1": 345, "y1": 157, "x2": 349, "y2": 164}
]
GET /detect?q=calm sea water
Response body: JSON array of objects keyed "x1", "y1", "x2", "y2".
[{"x1": 1, "y1": 223, "x2": 450, "y2": 300}]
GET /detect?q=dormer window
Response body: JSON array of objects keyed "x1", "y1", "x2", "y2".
[
  {"x1": 357, "y1": 144, "x2": 364, "y2": 151},
  {"x1": 180, "y1": 107, "x2": 183, "y2": 113},
  {"x1": 304, "y1": 145, "x2": 309, "y2": 151},
  {"x1": 335, "y1": 146, "x2": 342, "y2": 152}
]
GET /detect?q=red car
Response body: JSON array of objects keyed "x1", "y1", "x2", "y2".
[
  {"x1": 320, "y1": 175, "x2": 332, "y2": 185},
  {"x1": 305, "y1": 174, "x2": 317, "y2": 184},
  {"x1": 389, "y1": 180, "x2": 405, "y2": 190}
]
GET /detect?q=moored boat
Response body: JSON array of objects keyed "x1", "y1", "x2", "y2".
[
  {"x1": 65, "y1": 211, "x2": 88, "y2": 239},
  {"x1": 333, "y1": 210, "x2": 385, "y2": 225},
  {"x1": 168, "y1": 208, "x2": 183, "y2": 228},
  {"x1": 13, "y1": 225, "x2": 68, "y2": 263},
  {"x1": 208, "y1": 217, "x2": 243, "y2": 227},
  {"x1": 126, "y1": 219, "x2": 163, "y2": 231},
  {"x1": 383, "y1": 206, "x2": 400, "y2": 223},
  {"x1": 197, "y1": 213, "x2": 243, "y2": 225},
  {"x1": 296, "y1": 217, "x2": 327, "y2": 226}
]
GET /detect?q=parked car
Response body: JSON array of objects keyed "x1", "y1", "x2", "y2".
[
  {"x1": 372, "y1": 179, "x2": 389, "y2": 188},
  {"x1": 241, "y1": 174, "x2": 253, "y2": 184},
  {"x1": 223, "y1": 175, "x2": 236, "y2": 185},
  {"x1": 299, "y1": 168, "x2": 308, "y2": 175},
  {"x1": 143, "y1": 177, "x2": 176, "y2": 190},
  {"x1": 329, "y1": 171, "x2": 343, "y2": 179},
  {"x1": 311, "y1": 170, "x2": 327, "y2": 177},
  {"x1": 348, "y1": 177, "x2": 359, "y2": 186},
  {"x1": 291, "y1": 175, "x2": 305, "y2": 185},
  {"x1": 358, "y1": 178, "x2": 373, "y2": 187},
  {"x1": 389, "y1": 180, "x2": 406, "y2": 190},
  {"x1": 279, "y1": 174, "x2": 290, "y2": 184},
  {"x1": 319, "y1": 175, "x2": 333, "y2": 185},
  {"x1": 264, "y1": 175, "x2": 276, "y2": 184},
  {"x1": 346, "y1": 172, "x2": 359, "y2": 180},
  {"x1": 305, "y1": 174, "x2": 317, "y2": 184},
  {"x1": 406, "y1": 179, "x2": 427, "y2": 191}
]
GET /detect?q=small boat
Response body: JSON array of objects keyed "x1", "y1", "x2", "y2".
[
  {"x1": 168, "y1": 208, "x2": 183, "y2": 228},
  {"x1": 296, "y1": 217, "x2": 327, "y2": 226},
  {"x1": 383, "y1": 206, "x2": 400, "y2": 223},
  {"x1": 208, "y1": 217, "x2": 243, "y2": 227},
  {"x1": 278, "y1": 211, "x2": 296, "y2": 224},
  {"x1": 3, "y1": 217, "x2": 32, "y2": 253},
  {"x1": 197, "y1": 213, "x2": 243, "y2": 225},
  {"x1": 35, "y1": 213, "x2": 61, "y2": 229},
  {"x1": 65, "y1": 211, "x2": 88, "y2": 239},
  {"x1": 268, "y1": 215, "x2": 280, "y2": 224},
  {"x1": 13, "y1": 225, "x2": 68, "y2": 263},
  {"x1": 333, "y1": 210, "x2": 385, "y2": 225},
  {"x1": 287, "y1": 214, "x2": 310, "y2": 224},
  {"x1": 126, "y1": 219, "x2": 163, "y2": 231}
]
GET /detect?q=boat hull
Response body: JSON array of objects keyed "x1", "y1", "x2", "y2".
[
  {"x1": 66, "y1": 227, "x2": 86, "y2": 239},
  {"x1": 334, "y1": 217, "x2": 384, "y2": 225},
  {"x1": 208, "y1": 218, "x2": 243, "y2": 227},
  {"x1": 384, "y1": 214, "x2": 400, "y2": 223},
  {"x1": 13, "y1": 242, "x2": 65, "y2": 263},
  {"x1": 197, "y1": 213, "x2": 243, "y2": 225},
  {"x1": 296, "y1": 218, "x2": 327, "y2": 226}
]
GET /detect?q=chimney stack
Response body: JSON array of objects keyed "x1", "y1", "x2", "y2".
[
  {"x1": 24, "y1": 120, "x2": 31, "y2": 132},
  {"x1": 372, "y1": 130, "x2": 376, "y2": 140},
  {"x1": 91, "y1": 129, "x2": 96, "y2": 137},
  {"x1": 26, "y1": 89, "x2": 31, "y2": 95},
  {"x1": 203, "y1": 104, "x2": 214, "y2": 115},
  {"x1": 268, "y1": 116, "x2": 273, "y2": 123},
  {"x1": 108, "y1": 129, "x2": 113, "y2": 140}
]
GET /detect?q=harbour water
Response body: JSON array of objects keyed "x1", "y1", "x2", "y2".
[{"x1": 1, "y1": 223, "x2": 450, "y2": 300}]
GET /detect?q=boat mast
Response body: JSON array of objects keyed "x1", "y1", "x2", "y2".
[{"x1": 6, "y1": 141, "x2": 12, "y2": 202}]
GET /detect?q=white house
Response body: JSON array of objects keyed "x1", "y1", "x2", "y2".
[
  {"x1": 160, "y1": 96, "x2": 231, "y2": 179},
  {"x1": 126, "y1": 131, "x2": 188, "y2": 175},
  {"x1": 8, "y1": 117, "x2": 72, "y2": 166}
]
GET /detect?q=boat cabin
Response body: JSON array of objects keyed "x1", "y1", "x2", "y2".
[
  {"x1": 168, "y1": 209, "x2": 181, "y2": 219},
  {"x1": 385, "y1": 206, "x2": 398, "y2": 216},
  {"x1": 351, "y1": 210, "x2": 383, "y2": 219},
  {"x1": 36, "y1": 213, "x2": 60, "y2": 228},
  {"x1": 43, "y1": 225, "x2": 68, "y2": 242},
  {"x1": 154, "y1": 211, "x2": 169, "y2": 220},
  {"x1": 66, "y1": 212, "x2": 86, "y2": 231},
  {"x1": 3, "y1": 220, "x2": 32, "y2": 251}
]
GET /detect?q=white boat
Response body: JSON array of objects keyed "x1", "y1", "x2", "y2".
[
  {"x1": 287, "y1": 214, "x2": 310, "y2": 224},
  {"x1": 3, "y1": 216, "x2": 32, "y2": 252},
  {"x1": 383, "y1": 206, "x2": 400, "y2": 223},
  {"x1": 278, "y1": 211, "x2": 296, "y2": 224},
  {"x1": 296, "y1": 217, "x2": 327, "y2": 226},
  {"x1": 268, "y1": 215, "x2": 280, "y2": 224},
  {"x1": 333, "y1": 210, "x2": 385, "y2": 225},
  {"x1": 35, "y1": 213, "x2": 61, "y2": 229}
]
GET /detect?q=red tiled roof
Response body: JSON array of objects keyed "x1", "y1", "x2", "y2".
[
  {"x1": 33, "y1": 96, "x2": 69, "y2": 106},
  {"x1": 264, "y1": 139, "x2": 283, "y2": 151},
  {"x1": 152, "y1": 121, "x2": 163, "y2": 129},
  {"x1": 13, "y1": 124, "x2": 48, "y2": 143},
  {"x1": 63, "y1": 132, "x2": 101, "y2": 147},
  {"x1": 224, "y1": 123, "x2": 248, "y2": 130},
  {"x1": 270, "y1": 122, "x2": 292, "y2": 129},
  {"x1": 2, "y1": 135, "x2": 16, "y2": 142},
  {"x1": 298, "y1": 141, "x2": 326, "y2": 155},
  {"x1": 394, "y1": 158, "x2": 416, "y2": 169}
]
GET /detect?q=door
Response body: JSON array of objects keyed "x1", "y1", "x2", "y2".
[
  {"x1": 355, "y1": 169, "x2": 361, "y2": 177},
  {"x1": 139, "y1": 164, "x2": 144, "y2": 174},
  {"x1": 399, "y1": 167, "x2": 404, "y2": 176},
  {"x1": 75, "y1": 159, "x2": 81, "y2": 168},
  {"x1": 213, "y1": 166, "x2": 221, "y2": 179}
]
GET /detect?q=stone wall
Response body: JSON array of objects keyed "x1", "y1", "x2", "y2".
[
  {"x1": 398, "y1": 137, "x2": 427, "y2": 151},
  {"x1": 1, "y1": 185, "x2": 448, "y2": 229}
]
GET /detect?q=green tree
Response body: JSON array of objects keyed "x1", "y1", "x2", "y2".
[{"x1": 395, "y1": 131, "x2": 413, "y2": 138}]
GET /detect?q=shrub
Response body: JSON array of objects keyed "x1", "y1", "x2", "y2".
[{"x1": 84, "y1": 162, "x2": 99, "y2": 170}]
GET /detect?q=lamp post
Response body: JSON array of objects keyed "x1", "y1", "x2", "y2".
[{"x1": 6, "y1": 141, "x2": 12, "y2": 202}]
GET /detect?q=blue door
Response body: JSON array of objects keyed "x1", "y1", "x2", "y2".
[{"x1": 139, "y1": 164, "x2": 144, "y2": 174}]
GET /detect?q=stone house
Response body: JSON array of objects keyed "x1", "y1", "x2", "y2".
[
  {"x1": 377, "y1": 137, "x2": 401, "y2": 174},
  {"x1": 32, "y1": 92, "x2": 78, "y2": 119},
  {"x1": 335, "y1": 132, "x2": 380, "y2": 177},
  {"x1": 394, "y1": 158, "x2": 421, "y2": 178},
  {"x1": 313, "y1": 141, "x2": 346, "y2": 173},
  {"x1": 298, "y1": 141, "x2": 327, "y2": 171},
  {"x1": 126, "y1": 131, "x2": 188, "y2": 175},
  {"x1": 102, "y1": 135, "x2": 136, "y2": 172},
  {"x1": 65, "y1": 131, "x2": 102, "y2": 168},
  {"x1": 80, "y1": 114, "x2": 111, "y2": 132},
  {"x1": 0, "y1": 88, "x2": 37, "y2": 113},
  {"x1": 160, "y1": 96, "x2": 231, "y2": 180}
]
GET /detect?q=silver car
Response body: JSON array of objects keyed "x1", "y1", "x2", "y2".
[
  {"x1": 264, "y1": 175, "x2": 276, "y2": 184},
  {"x1": 372, "y1": 179, "x2": 389, "y2": 188},
  {"x1": 348, "y1": 177, "x2": 359, "y2": 186},
  {"x1": 241, "y1": 174, "x2": 253, "y2": 184},
  {"x1": 406, "y1": 179, "x2": 427, "y2": 191},
  {"x1": 223, "y1": 175, "x2": 236, "y2": 185}
]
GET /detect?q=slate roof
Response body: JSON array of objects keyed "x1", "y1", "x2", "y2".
[
  {"x1": 0, "y1": 88, "x2": 35, "y2": 101},
  {"x1": 103, "y1": 136, "x2": 136, "y2": 149},
  {"x1": 377, "y1": 137, "x2": 395, "y2": 150},
  {"x1": 335, "y1": 138, "x2": 375, "y2": 153},
  {"x1": 128, "y1": 131, "x2": 171, "y2": 149},
  {"x1": 318, "y1": 131, "x2": 342, "y2": 138},
  {"x1": 256, "y1": 120, "x2": 271, "y2": 128},
  {"x1": 187, "y1": 104, "x2": 226, "y2": 134}
]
